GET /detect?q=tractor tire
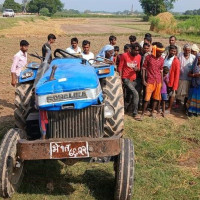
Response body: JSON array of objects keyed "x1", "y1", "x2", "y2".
[
  {"x1": 14, "y1": 82, "x2": 34, "y2": 129},
  {"x1": 0, "y1": 128, "x2": 26, "y2": 198},
  {"x1": 100, "y1": 73, "x2": 124, "y2": 137},
  {"x1": 114, "y1": 138, "x2": 135, "y2": 200}
]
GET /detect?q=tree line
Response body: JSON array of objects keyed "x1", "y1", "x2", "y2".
[
  {"x1": 184, "y1": 8, "x2": 200, "y2": 15},
  {"x1": 1, "y1": 0, "x2": 64, "y2": 15}
]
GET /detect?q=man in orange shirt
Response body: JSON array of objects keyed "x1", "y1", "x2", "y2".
[
  {"x1": 118, "y1": 43, "x2": 141, "y2": 120},
  {"x1": 165, "y1": 45, "x2": 180, "y2": 113}
]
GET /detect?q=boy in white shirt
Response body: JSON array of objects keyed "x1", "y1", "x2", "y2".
[
  {"x1": 81, "y1": 40, "x2": 94, "y2": 64},
  {"x1": 66, "y1": 37, "x2": 81, "y2": 54}
]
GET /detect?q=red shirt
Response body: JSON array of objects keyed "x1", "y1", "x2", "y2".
[
  {"x1": 168, "y1": 56, "x2": 180, "y2": 90},
  {"x1": 118, "y1": 52, "x2": 141, "y2": 81},
  {"x1": 143, "y1": 55, "x2": 164, "y2": 84}
]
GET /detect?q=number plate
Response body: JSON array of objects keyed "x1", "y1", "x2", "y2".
[{"x1": 50, "y1": 142, "x2": 89, "y2": 159}]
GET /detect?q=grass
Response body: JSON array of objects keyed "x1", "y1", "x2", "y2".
[
  {"x1": 52, "y1": 12, "x2": 142, "y2": 19},
  {"x1": 0, "y1": 115, "x2": 199, "y2": 200},
  {"x1": 0, "y1": 16, "x2": 47, "y2": 31},
  {"x1": 149, "y1": 14, "x2": 200, "y2": 43}
]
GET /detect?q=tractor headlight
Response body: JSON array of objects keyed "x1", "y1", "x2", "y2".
[
  {"x1": 104, "y1": 104, "x2": 115, "y2": 118},
  {"x1": 21, "y1": 71, "x2": 34, "y2": 79}
]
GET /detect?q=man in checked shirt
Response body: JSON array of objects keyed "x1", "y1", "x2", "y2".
[{"x1": 11, "y1": 40, "x2": 29, "y2": 87}]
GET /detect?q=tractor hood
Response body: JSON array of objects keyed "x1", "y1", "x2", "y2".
[{"x1": 35, "y1": 58, "x2": 103, "y2": 110}]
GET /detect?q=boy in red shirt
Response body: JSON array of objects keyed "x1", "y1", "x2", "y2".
[
  {"x1": 141, "y1": 42, "x2": 165, "y2": 118},
  {"x1": 118, "y1": 43, "x2": 141, "y2": 120},
  {"x1": 165, "y1": 45, "x2": 180, "y2": 113}
]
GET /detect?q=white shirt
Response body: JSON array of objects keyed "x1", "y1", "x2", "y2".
[
  {"x1": 178, "y1": 53, "x2": 195, "y2": 80},
  {"x1": 66, "y1": 46, "x2": 81, "y2": 54},
  {"x1": 81, "y1": 52, "x2": 94, "y2": 64},
  {"x1": 164, "y1": 56, "x2": 175, "y2": 69}
]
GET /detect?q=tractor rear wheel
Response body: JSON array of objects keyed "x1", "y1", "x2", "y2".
[
  {"x1": 114, "y1": 138, "x2": 135, "y2": 200},
  {"x1": 100, "y1": 73, "x2": 124, "y2": 137},
  {"x1": 0, "y1": 128, "x2": 26, "y2": 198},
  {"x1": 14, "y1": 82, "x2": 34, "y2": 129}
]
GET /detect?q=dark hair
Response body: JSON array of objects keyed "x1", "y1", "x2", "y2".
[
  {"x1": 145, "y1": 33, "x2": 152, "y2": 38},
  {"x1": 169, "y1": 35, "x2": 177, "y2": 40},
  {"x1": 163, "y1": 66, "x2": 169, "y2": 74},
  {"x1": 169, "y1": 45, "x2": 177, "y2": 50},
  {"x1": 82, "y1": 40, "x2": 90, "y2": 46},
  {"x1": 124, "y1": 44, "x2": 131, "y2": 50},
  {"x1": 131, "y1": 42, "x2": 141, "y2": 51},
  {"x1": 143, "y1": 42, "x2": 150, "y2": 48},
  {"x1": 20, "y1": 40, "x2": 29, "y2": 46},
  {"x1": 114, "y1": 46, "x2": 119, "y2": 51},
  {"x1": 109, "y1": 35, "x2": 117, "y2": 42},
  {"x1": 48, "y1": 34, "x2": 56, "y2": 41},
  {"x1": 71, "y1": 37, "x2": 78, "y2": 44},
  {"x1": 152, "y1": 42, "x2": 164, "y2": 48},
  {"x1": 144, "y1": 36, "x2": 152, "y2": 43},
  {"x1": 129, "y1": 35, "x2": 137, "y2": 42}
]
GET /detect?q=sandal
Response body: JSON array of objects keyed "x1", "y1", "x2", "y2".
[{"x1": 133, "y1": 115, "x2": 143, "y2": 121}]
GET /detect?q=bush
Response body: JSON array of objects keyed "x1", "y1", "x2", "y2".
[{"x1": 39, "y1": 8, "x2": 50, "y2": 17}]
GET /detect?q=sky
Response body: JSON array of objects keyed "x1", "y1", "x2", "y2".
[{"x1": 0, "y1": 0, "x2": 200, "y2": 12}]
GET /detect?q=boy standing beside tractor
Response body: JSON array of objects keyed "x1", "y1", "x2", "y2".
[{"x1": 11, "y1": 40, "x2": 29, "y2": 87}]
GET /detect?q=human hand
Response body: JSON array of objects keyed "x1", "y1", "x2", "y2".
[
  {"x1": 11, "y1": 79, "x2": 16, "y2": 87},
  {"x1": 143, "y1": 80, "x2": 147, "y2": 86},
  {"x1": 134, "y1": 67, "x2": 139, "y2": 72}
]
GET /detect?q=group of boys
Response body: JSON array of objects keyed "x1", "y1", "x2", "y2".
[
  {"x1": 115, "y1": 34, "x2": 199, "y2": 120},
  {"x1": 10, "y1": 33, "x2": 199, "y2": 121}
]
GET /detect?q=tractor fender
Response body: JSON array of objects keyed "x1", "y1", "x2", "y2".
[{"x1": 18, "y1": 68, "x2": 38, "y2": 83}]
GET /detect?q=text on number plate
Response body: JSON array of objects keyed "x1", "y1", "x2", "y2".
[{"x1": 50, "y1": 142, "x2": 89, "y2": 159}]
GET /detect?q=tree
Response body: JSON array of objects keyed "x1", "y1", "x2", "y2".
[
  {"x1": 27, "y1": 0, "x2": 63, "y2": 15},
  {"x1": 3, "y1": 0, "x2": 22, "y2": 12},
  {"x1": 139, "y1": 0, "x2": 177, "y2": 16},
  {"x1": 0, "y1": 4, "x2": 3, "y2": 12},
  {"x1": 40, "y1": 7, "x2": 50, "y2": 16}
]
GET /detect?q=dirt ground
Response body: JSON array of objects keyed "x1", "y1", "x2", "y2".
[{"x1": 0, "y1": 18, "x2": 192, "y2": 125}]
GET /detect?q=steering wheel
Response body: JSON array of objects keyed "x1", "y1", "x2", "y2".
[
  {"x1": 54, "y1": 49, "x2": 80, "y2": 58},
  {"x1": 89, "y1": 57, "x2": 114, "y2": 65}
]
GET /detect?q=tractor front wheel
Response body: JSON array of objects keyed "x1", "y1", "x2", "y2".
[
  {"x1": 0, "y1": 128, "x2": 26, "y2": 198},
  {"x1": 114, "y1": 138, "x2": 135, "y2": 200}
]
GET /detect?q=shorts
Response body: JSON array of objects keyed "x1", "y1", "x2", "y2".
[
  {"x1": 145, "y1": 82, "x2": 162, "y2": 101},
  {"x1": 161, "y1": 93, "x2": 168, "y2": 101}
]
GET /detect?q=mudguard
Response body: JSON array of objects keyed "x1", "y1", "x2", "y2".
[{"x1": 18, "y1": 68, "x2": 38, "y2": 83}]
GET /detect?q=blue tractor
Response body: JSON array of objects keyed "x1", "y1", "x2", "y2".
[{"x1": 0, "y1": 49, "x2": 134, "y2": 199}]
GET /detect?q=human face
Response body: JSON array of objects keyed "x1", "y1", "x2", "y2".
[
  {"x1": 83, "y1": 44, "x2": 90, "y2": 54},
  {"x1": 169, "y1": 37, "x2": 176, "y2": 45},
  {"x1": 20, "y1": 45, "x2": 29, "y2": 53},
  {"x1": 105, "y1": 50, "x2": 114, "y2": 59},
  {"x1": 114, "y1": 50, "x2": 119, "y2": 56},
  {"x1": 110, "y1": 39, "x2": 117, "y2": 46},
  {"x1": 131, "y1": 47, "x2": 140, "y2": 56},
  {"x1": 156, "y1": 51, "x2": 163, "y2": 58},
  {"x1": 143, "y1": 45, "x2": 150, "y2": 54},
  {"x1": 184, "y1": 48, "x2": 191, "y2": 57},
  {"x1": 124, "y1": 48, "x2": 130, "y2": 53},
  {"x1": 191, "y1": 50, "x2": 198, "y2": 56},
  {"x1": 49, "y1": 39, "x2": 56, "y2": 44},
  {"x1": 144, "y1": 39, "x2": 150, "y2": 45},
  {"x1": 169, "y1": 48, "x2": 177, "y2": 57},
  {"x1": 72, "y1": 41, "x2": 78, "y2": 49},
  {"x1": 130, "y1": 40, "x2": 135, "y2": 45}
]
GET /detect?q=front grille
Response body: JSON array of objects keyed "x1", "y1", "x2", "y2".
[{"x1": 47, "y1": 105, "x2": 104, "y2": 139}]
